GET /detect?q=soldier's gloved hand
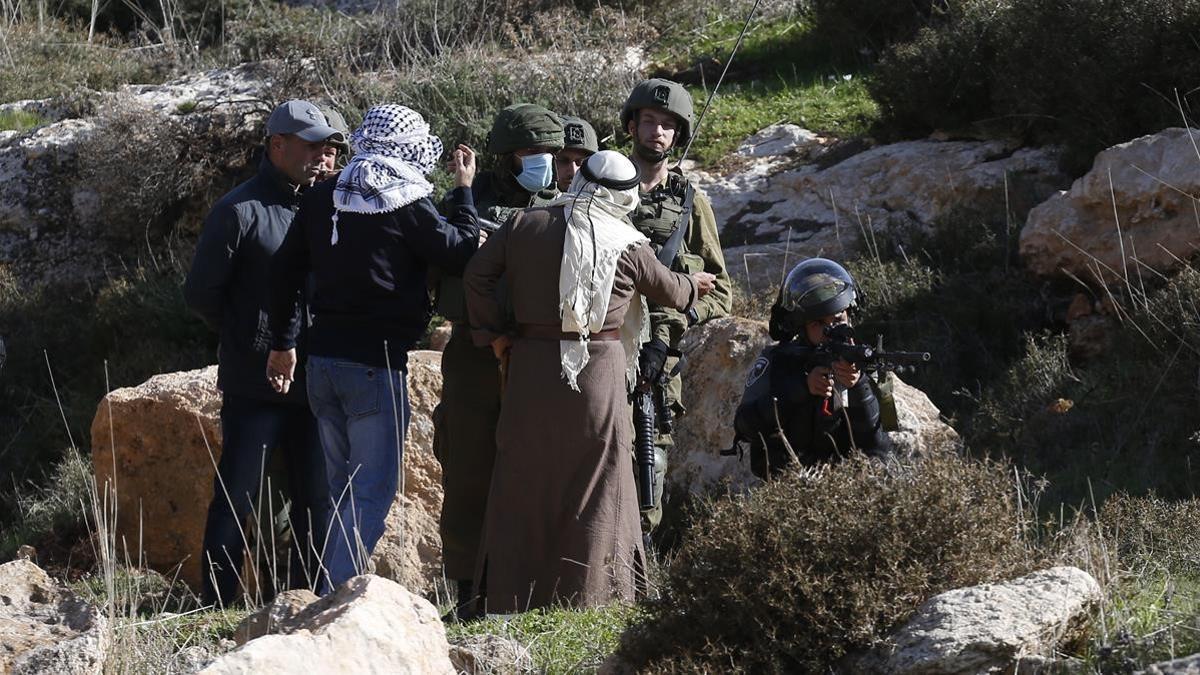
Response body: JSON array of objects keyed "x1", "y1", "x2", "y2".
[
  {"x1": 807, "y1": 366, "x2": 834, "y2": 399},
  {"x1": 831, "y1": 359, "x2": 860, "y2": 389},
  {"x1": 639, "y1": 338, "x2": 670, "y2": 384}
]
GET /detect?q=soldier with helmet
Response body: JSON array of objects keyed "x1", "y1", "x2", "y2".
[
  {"x1": 555, "y1": 115, "x2": 598, "y2": 192},
  {"x1": 433, "y1": 103, "x2": 565, "y2": 620},
  {"x1": 622, "y1": 78, "x2": 733, "y2": 535},
  {"x1": 734, "y1": 258, "x2": 893, "y2": 479}
]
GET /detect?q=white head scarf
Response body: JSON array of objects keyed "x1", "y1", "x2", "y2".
[
  {"x1": 550, "y1": 150, "x2": 649, "y2": 392},
  {"x1": 330, "y1": 105, "x2": 443, "y2": 243}
]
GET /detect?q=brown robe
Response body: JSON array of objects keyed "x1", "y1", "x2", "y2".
[{"x1": 463, "y1": 206, "x2": 696, "y2": 613}]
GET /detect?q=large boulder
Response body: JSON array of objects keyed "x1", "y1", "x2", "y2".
[
  {"x1": 694, "y1": 130, "x2": 1066, "y2": 292},
  {"x1": 865, "y1": 566, "x2": 1100, "y2": 674},
  {"x1": 671, "y1": 317, "x2": 958, "y2": 494},
  {"x1": 91, "y1": 366, "x2": 222, "y2": 588},
  {"x1": 0, "y1": 64, "x2": 272, "y2": 287},
  {"x1": 199, "y1": 574, "x2": 454, "y2": 674},
  {"x1": 0, "y1": 559, "x2": 108, "y2": 674},
  {"x1": 91, "y1": 351, "x2": 446, "y2": 593},
  {"x1": 1021, "y1": 127, "x2": 1200, "y2": 283}
]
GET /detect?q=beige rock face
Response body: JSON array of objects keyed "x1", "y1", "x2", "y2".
[
  {"x1": 671, "y1": 317, "x2": 959, "y2": 494},
  {"x1": 369, "y1": 350, "x2": 445, "y2": 595},
  {"x1": 233, "y1": 589, "x2": 319, "y2": 646},
  {"x1": 1021, "y1": 127, "x2": 1200, "y2": 282},
  {"x1": 695, "y1": 134, "x2": 1065, "y2": 293},
  {"x1": 0, "y1": 64, "x2": 271, "y2": 287},
  {"x1": 91, "y1": 366, "x2": 222, "y2": 589},
  {"x1": 0, "y1": 560, "x2": 108, "y2": 675},
  {"x1": 91, "y1": 351, "x2": 446, "y2": 594},
  {"x1": 871, "y1": 566, "x2": 1101, "y2": 675},
  {"x1": 200, "y1": 575, "x2": 454, "y2": 675}
]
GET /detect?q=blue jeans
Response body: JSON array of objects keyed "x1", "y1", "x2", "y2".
[
  {"x1": 200, "y1": 394, "x2": 327, "y2": 607},
  {"x1": 306, "y1": 355, "x2": 409, "y2": 595}
]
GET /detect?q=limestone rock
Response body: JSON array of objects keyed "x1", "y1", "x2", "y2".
[
  {"x1": 0, "y1": 559, "x2": 108, "y2": 675},
  {"x1": 1139, "y1": 653, "x2": 1200, "y2": 675},
  {"x1": 91, "y1": 351, "x2": 446, "y2": 594},
  {"x1": 671, "y1": 317, "x2": 958, "y2": 494},
  {"x1": 736, "y1": 123, "x2": 822, "y2": 158},
  {"x1": 91, "y1": 365, "x2": 222, "y2": 589},
  {"x1": 448, "y1": 634, "x2": 535, "y2": 674},
  {"x1": 369, "y1": 350, "x2": 445, "y2": 595},
  {"x1": 1021, "y1": 128, "x2": 1200, "y2": 282},
  {"x1": 200, "y1": 575, "x2": 454, "y2": 674},
  {"x1": 0, "y1": 63, "x2": 272, "y2": 287},
  {"x1": 873, "y1": 566, "x2": 1100, "y2": 674},
  {"x1": 233, "y1": 589, "x2": 318, "y2": 646},
  {"x1": 694, "y1": 132, "x2": 1065, "y2": 293}
]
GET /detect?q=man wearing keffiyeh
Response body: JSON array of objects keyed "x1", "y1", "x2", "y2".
[
  {"x1": 266, "y1": 104, "x2": 481, "y2": 595},
  {"x1": 462, "y1": 151, "x2": 714, "y2": 614}
]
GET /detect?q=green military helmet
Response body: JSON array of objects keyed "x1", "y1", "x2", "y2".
[
  {"x1": 486, "y1": 104, "x2": 565, "y2": 155},
  {"x1": 770, "y1": 258, "x2": 858, "y2": 339},
  {"x1": 561, "y1": 115, "x2": 599, "y2": 154},
  {"x1": 317, "y1": 104, "x2": 351, "y2": 158},
  {"x1": 620, "y1": 78, "x2": 695, "y2": 148}
]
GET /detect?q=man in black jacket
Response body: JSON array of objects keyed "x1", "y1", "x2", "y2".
[
  {"x1": 734, "y1": 258, "x2": 893, "y2": 479},
  {"x1": 184, "y1": 99, "x2": 343, "y2": 606},
  {"x1": 267, "y1": 104, "x2": 480, "y2": 594}
]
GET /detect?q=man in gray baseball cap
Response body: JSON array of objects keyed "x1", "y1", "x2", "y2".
[{"x1": 184, "y1": 98, "x2": 345, "y2": 606}]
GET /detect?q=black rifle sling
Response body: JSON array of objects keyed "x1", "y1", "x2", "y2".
[{"x1": 656, "y1": 182, "x2": 695, "y2": 269}]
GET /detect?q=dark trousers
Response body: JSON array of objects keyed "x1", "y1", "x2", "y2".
[{"x1": 200, "y1": 393, "x2": 327, "y2": 606}]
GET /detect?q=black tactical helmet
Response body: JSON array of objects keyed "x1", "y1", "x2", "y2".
[
  {"x1": 486, "y1": 104, "x2": 565, "y2": 155},
  {"x1": 770, "y1": 258, "x2": 858, "y2": 340},
  {"x1": 561, "y1": 115, "x2": 599, "y2": 154},
  {"x1": 620, "y1": 78, "x2": 694, "y2": 148}
]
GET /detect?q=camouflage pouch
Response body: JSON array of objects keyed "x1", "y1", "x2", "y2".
[{"x1": 876, "y1": 371, "x2": 900, "y2": 432}]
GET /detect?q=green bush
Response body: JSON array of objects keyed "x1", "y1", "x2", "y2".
[
  {"x1": 807, "y1": 0, "x2": 958, "y2": 57},
  {"x1": 871, "y1": 0, "x2": 1200, "y2": 168},
  {"x1": 616, "y1": 451, "x2": 1038, "y2": 672}
]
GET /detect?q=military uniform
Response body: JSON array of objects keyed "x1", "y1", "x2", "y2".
[
  {"x1": 621, "y1": 78, "x2": 733, "y2": 531},
  {"x1": 434, "y1": 105, "x2": 564, "y2": 601},
  {"x1": 630, "y1": 170, "x2": 731, "y2": 528}
]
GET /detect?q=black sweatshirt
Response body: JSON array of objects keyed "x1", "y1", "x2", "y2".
[
  {"x1": 184, "y1": 158, "x2": 308, "y2": 405},
  {"x1": 268, "y1": 181, "x2": 479, "y2": 371}
]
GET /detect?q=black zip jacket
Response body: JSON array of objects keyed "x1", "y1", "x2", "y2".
[
  {"x1": 734, "y1": 341, "x2": 892, "y2": 479},
  {"x1": 268, "y1": 182, "x2": 479, "y2": 371},
  {"x1": 184, "y1": 158, "x2": 307, "y2": 404}
]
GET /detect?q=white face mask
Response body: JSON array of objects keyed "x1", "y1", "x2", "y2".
[{"x1": 515, "y1": 153, "x2": 555, "y2": 192}]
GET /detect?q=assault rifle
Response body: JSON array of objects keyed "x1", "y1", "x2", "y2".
[
  {"x1": 790, "y1": 323, "x2": 932, "y2": 375},
  {"x1": 633, "y1": 356, "x2": 680, "y2": 511}
]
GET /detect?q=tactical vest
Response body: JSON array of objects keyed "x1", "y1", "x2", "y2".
[{"x1": 630, "y1": 172, "x2": 705, "y2": 277}]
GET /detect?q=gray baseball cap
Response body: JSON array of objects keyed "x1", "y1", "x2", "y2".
[{"x1": 266, "y1": 100, "x2": 345, "y2": 143}]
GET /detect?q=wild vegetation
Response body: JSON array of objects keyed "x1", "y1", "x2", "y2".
[{"x1": 2, "y1": 0, "x2": 1200, "y2": 671}]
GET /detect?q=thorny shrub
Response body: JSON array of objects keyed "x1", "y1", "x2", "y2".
[{"x1": 616, "y1": 450, "x2": 1039, "y2": 672}]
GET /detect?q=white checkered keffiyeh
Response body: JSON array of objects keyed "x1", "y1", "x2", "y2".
[{"x1": 332, "y1": 105, "x2": 444, "y2": 223}]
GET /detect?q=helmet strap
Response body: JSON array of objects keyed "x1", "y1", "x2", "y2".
[{"x1": 633, "y1": 142, "x2": 669, "y2": 164}]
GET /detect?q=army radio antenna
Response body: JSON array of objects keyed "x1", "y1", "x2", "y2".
[{"x1": 678, "y1": 0, "x2": 764, "y2": 166}]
